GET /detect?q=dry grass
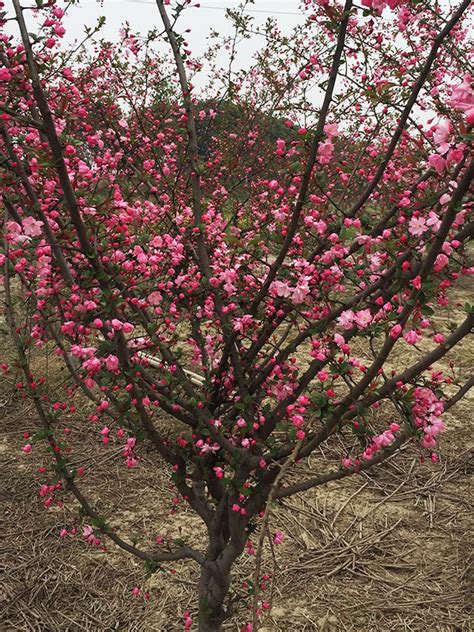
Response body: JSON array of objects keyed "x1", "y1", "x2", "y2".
[{"x1": 2, "y1": 397, "x2": 472, "y2": 631}]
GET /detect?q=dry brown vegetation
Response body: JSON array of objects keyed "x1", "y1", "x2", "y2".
[{"x1": 1, "y1": 281, "x2": 473, "y2": 631}]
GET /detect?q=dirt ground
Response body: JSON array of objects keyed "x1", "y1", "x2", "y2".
[{"x1": 1, "y1": 287, "x2": 473, "y2": 631}]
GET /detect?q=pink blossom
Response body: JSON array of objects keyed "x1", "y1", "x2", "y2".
[
  {"x1": 105, "y1": 354, "x2": 119, "y2": 371},
  {"x1": 122, "y1": 322, "x2": 134, "y2": 334},
  {"x1": 54, "y1": 24, "x2": 66, "y2": 38},
  {"x1": 213, "y1": 466, "x2": 224, "y2": 479},
  {"x1": 337, "y1": 310, "x2": 355, "y2": 330},
  {"x1": 354, "y1": 309, "x2": 372, "y2": 329},
  {"x1": 0, "y1": 67, "x2": 12, "y2": 81},
  {"x1": 371, "y1": 429, "x2": 395, "y2": 450},
  {"x1": 22, "y1": 216, "x2": 44, "y2": 237},
  {"x1": 434, "y1": 254, "x2": 448, "y2": 273},
  {"x1": 361, "y1": 0, "x2": 401, "y2": 13},
  {"x1": 317, "y1": 140, "x2": 334, "y2": 165},
  {"x1": 83, "y1": 525, "x2": 101, "y2": 546},
  {"x1": 148, "y1": 291, "x2": 162, "y2": 305},
  {"x1": 412, "y1": 387, "x2": 445, "y2": 450},
  {"x1": 389, "y1": 324, "x2": 403, "y2": 339},
  {"x1": 432, "y1": 118, "x2": 451, "y2": 153},
  {"x1": 292, "y1": 279, "x2": 310, "y2": 304},
  {"x1": 233, "y1": 314, "x2": 253, "y2": 333},
  {"x1": 404, "y1": 329, "x2": 420, "y2": 345},
  {"x1": 272, "y1": 280, "x2": 292, "y2": 298},
  {"x1": 273, "y1": 531, "x2": 284, "y2": 545},
  {"x1": 111, "y1": 319, "x2": 123, "y2": 331},
  {"x1": 6, "y1": 221, "x2": 29, "y2": 244},
  {"x1": 428, "y1": 154, "x2": 446, "y2": 174},
  {"x1": 408, "y1": 216, "x2": 427, "y2": 237},
  {"x1": 324, "y1": 122, "x2": 339, "y2": 137},
  {"x1": 448, "y1": 74, "x2": 474, "y2": 123},
  {"x1": 82, "y1": 356, "x2": 101, "y2": 373},
  {"x1": 184, "y1": 611, "x2": 193, "y2": 630},
  {"x1": 426, "y1": 211, "x2": 441, "y2": 231}
]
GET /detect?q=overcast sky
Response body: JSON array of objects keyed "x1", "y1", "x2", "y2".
[
  {"x1": 61, "y1": 0, "x2": 303, "y2": 45},
  {"x1": 68, "y1": 1, "x2": 303, "y2": 75},
  {"x1": 6, "y1": 1, "x2": 304, "y2": 82}
]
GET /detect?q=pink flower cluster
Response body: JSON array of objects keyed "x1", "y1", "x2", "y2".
[
  {"x1": 337, "y1": 308, "x2": 373, "y2": 330},
  {"x1": 361, "y1": 0, "x2": 402, "y2": 14},
  {"x1": 286, "y1": 395, "x2": 310, "y2": 440},
  {"x1": 271, "y1": 277, "x2": 310, "y2": 305},
  {"x1": 6, "y1": 218, "x2": 43, "y2": 244},
  {"x1": 412, "y1": 387, "x2": 445, "y2": 450},
  {"x1": 183, "y1": 610, "x2": 193, "y2": 630},
  {"x1": 449, "y1": 74, "x2": 474, "y2": 125},
  {"x1": 342, "y1": 423, "x2": 400, "y2": 469},
  {"x1": 83, "y1": 525, "x2": 101, "y2": 547},
  {"x1": 361, "y1": 423, "x2": 400, "y2": 461},
  {"x1": 122, "y1": 436, "x2": 138, "y2": 468},
  {"x1": 39, "y1": 481, "x2": 63, "y2": 508}
]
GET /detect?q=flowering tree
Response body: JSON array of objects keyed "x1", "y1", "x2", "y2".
[{"x1": 1, "y1": 0, "x2": 473, "y2": 629}]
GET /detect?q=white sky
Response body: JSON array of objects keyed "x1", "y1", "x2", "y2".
[
  {"x1": 70, "y1": 1, "x2": 302, "y2": 77},
  {"x1": 6, "y1": 1, "x2": 304, "y2": 76},
  {"x1": 62, "y1": 0, "x2": 303, "y2": 43}
]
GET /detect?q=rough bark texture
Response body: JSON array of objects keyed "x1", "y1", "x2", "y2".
[{"x1": 197, "y1": 564, "x2": 230, "y2": 632}]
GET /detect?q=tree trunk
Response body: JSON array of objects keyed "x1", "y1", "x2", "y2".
[
  {"x1": 197, "y1": 564, "x2": 231, "y2": 632},
  {"x1": 197, "y1": 614, "x2": 225, "y2": 632}
]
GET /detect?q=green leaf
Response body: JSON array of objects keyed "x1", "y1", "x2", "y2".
[
  {"x1": 421, "y1": 305, "x2": 435, "y2": 316},
  {"x1": 32, "y1": 429, "x2": 49, "y2": 443},
  {"x1": 144, "y1": 559, "x2": 160, "y2": 578},
  {"x1": 91, "y1": 515, "x2": 108, "y2": 531}
]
